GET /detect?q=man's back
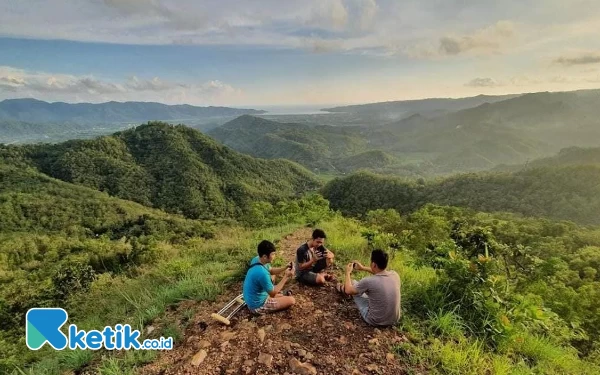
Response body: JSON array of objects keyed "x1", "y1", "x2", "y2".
[
  {"x1": 242, "y1": 262, "x2": 272, "y2": 310},
  {"x1": 355, "y1": 270, "x2": 401, "y2": 326}
]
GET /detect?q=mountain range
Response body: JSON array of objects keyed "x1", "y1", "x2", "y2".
[
  {"x1": 0, "y1": 99, "x2": 265, "y2": 144},
  {"x1": 212, "y1": 89, "x2": 600, "y2": 176}
]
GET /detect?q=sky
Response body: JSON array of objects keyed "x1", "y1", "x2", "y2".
[{"x1": 0, "y1": 0, "x2": 600, "y2": 108}]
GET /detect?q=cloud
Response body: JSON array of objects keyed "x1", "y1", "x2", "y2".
[
  {"x1": 440, "y1": 20, "x2": 515, "y2": 56},
  {"x1": 301, "y1": 37, "x2": 345, "y2": 53},
  {"x1": 125, "y1": 76, "x2": 187, "y2": 91},
  {"x1": 0, "y1": 66, "x2": 243, "y2": 105},
  {"x1": 554, "y1": 52, "x2": 600, "y2": 66},
  {"x1": 305, "y1": 0, "x2": 348, "y2": 31},
  {"x1": 465, "y1": 77, "x2": 502, "y2": 87}
]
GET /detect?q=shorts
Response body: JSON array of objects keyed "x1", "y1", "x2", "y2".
[
  {"x1": 249, "y1": 297, "x2": 280, "y2": 315},
  {"x1": 296, "y1": 271, "x2": 319, "y2": 285}
]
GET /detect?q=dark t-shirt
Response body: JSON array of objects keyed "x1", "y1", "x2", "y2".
[{"x1": 295, "y1": 242, "x2": 327, "y2": 276}]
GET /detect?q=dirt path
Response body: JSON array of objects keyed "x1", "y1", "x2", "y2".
[{"x1": 139, "y1": 228, "x2": 408, "y2": 375}]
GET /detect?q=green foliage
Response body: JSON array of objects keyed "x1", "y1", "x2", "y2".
[
  {"x1": 324, "y1": 211, "x2": 600, "y2": 374},
  {"x1": 322, "y1": 166, "x2": 600, "y2": 225}
]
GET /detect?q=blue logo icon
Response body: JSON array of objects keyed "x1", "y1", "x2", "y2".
[{"x1": 26, "y1": 308, "x2": 69, "y2": 350}]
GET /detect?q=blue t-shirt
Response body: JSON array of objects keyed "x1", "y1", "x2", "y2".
[{"x1": 243, "y1": 257, "x2": 273, "y2": 310}]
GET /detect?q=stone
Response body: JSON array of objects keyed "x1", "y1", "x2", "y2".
[
  {"x1": 368, "y1": 338, "x2": 379, "y2": 346},
  {"x1": 220, "y1": 331, "x2": 236, "y2": 341},
  {"x1": 297, "y1": 349, "x2": 307, "y2": 358},
  {"x1": 190, "y1": 350, "x2": 207, "y2": 366},
  {"x1": 278, "y1": 323, "x2": 292, "y2": 331},
  {"x1": 338, "y1": 336, "x2": 348, "y2": 344},
  {"x1": 304, "y1": 352, "x2": 314, "y2": 360},
  {"x1": 146, "y1": 325, "x2": 155, "y2": 335},
  {"x1": 244, "y1": 360, "x2": 255, "y2": 367},
  {"x1": 257, "y1": 353, "x2": 274, "y2": 367},
  {"x1": 220, "y1": 341, "x2": 229, "y2": 351},
  {"x1": 257, "y1": 328, "x2": 266, "y2": 342},
  {"x1": 289, "y1": 358, "x2": 317, "y2": 375},
  {"x1": 366, "y1": 364, "x2": 379, "y2": 372},
  {"x1": 374, "y1": 328, "x2": 381, "y2": 335},
  {"x1": 386, "y1": 353, "x2": 395, "y2": 362},
  {"x1": 199, "y1": 340, "x2": 211, "y2": 348}
]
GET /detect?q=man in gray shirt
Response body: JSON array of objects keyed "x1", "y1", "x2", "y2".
[{"x1": 337, "y1": 249, "x2": 401, "y2": 327}]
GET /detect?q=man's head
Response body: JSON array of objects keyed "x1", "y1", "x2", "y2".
[
  {"x1": 258, "y1": 240, "x2": 277, "y2": 263},
  {"x1": 310, "y1": 229, "x2": 326, "y2": 248},
  {"x1": 370, "y1": 249, "x2": 389, "y2": 272}
]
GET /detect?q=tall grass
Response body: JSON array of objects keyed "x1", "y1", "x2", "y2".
[{"x1": 12, "y1": 223, "x2": 299, "y2": 375}]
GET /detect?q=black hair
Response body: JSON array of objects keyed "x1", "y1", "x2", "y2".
[
  {"x1": 258, "y1": 240, "x2": 276, "y2": 257},
  {"x1": 312, "y1": 229, "x2": 326, "y2": 240},
  {"x1": 371, "y1": 249, "x2": 389, "y2": 269}
]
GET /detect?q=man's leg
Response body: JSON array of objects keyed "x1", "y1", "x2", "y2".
[
  {"x1": 352, "y1": 280, "x2": 369, "y2": 322},
  {"x1": 298, "y1": 271, "x2": 326, "y2": 285},
  {"x1": 252, "y1": 296, "x2": 295, "y2": 314}
]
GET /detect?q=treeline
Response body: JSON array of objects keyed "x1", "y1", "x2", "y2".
[
  {"x1": 322, "y1": 166, "x2": 600, "y2": 225},
  {"x1": 1, "y1": 122, "x2": 321, "y2": 220}
]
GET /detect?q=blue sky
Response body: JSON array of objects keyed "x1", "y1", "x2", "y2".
[{"x1": 1, "y1": 0, "x2": 599, "y2": 107}]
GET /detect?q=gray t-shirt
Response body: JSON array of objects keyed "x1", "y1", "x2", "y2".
[{"x1": 355, "y1": 270, "x2": 401, "y2": 326}]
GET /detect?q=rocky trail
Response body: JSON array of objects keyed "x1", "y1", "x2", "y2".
[{"x1": 139, "y1": 228, "x2": 409, "y2": 375}]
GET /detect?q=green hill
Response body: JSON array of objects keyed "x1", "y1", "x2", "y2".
[
  {"x1": 209, "y1": 115, "x2": 370, "y2": 172},
  {"x1": 495, "y1": 146, "x2": 600, "y2": 172},
  {"x1": 1, "y1": 122, "x2": 320, "y2": 219},
  {"x1": 322, "y1": 166, "x2": 600, "y2": 225},
  {"x1": 333, "y1": 150, "x2": 400, "y2": 173}
]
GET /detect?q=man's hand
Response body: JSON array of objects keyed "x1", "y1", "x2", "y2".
[
  {"x1": 346, "y1": 262, "x2": 354, "y2": 274},
  {"x1": 312, "y1": 248, "x2": 324, "y2": 260},
  {"x1": 353, "y1": 260, "x2": 365, "y2": 270},
  {"x1": 285, "y1": 265, "x2": 295, "y2": 278},
  {"x1": 325, "y1": 249, "x2": 334, "y2": 259}
]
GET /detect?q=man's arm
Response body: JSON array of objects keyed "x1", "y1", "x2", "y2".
[
  {"x1": 298, "y1": 249, "x2": 323, "y2": 271},
  {"x1": 353, "y1": 261, "x2": 374, "y2": 274},
  {"x1": 343, "y1": 263, "x2": 360, "y2": 295},
  {"x1": 268, "y1": 268, "x2": 294, "y2": 297},
  {"x1": 269, "y1": 265, "x2": 287, "y2": 276}
]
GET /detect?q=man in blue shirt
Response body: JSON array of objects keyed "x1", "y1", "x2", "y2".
[{"x1": 243, "y1": 240, "x2": 296, "y2": 314}]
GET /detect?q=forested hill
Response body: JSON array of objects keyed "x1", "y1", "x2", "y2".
[
  {"x1": 321, "y1": 166, "x2": 600, "y2": 225},
  {"x1": 494, "y1": 146, "x2": 600, "y2": 172},
  {"x1": 209, "y1": 115, "x2": 370, "y2": 172},
  {"x1": 0, "y1": 122, "x2": 320, "y2": 219}
]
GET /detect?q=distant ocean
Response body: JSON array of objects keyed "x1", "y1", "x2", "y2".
[{"x1": 255, "y1": 105, "x2": 339, "y2": 115}]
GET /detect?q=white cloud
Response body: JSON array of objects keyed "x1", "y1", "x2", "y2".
[
  {"x1": 554, "y1": 51, "x2": 600, "y2": 66},
  {"x1": 465, "y1": 77, "x2": 502, "y2": 87},
  {"x1": 0, "y1": 66, "x2": 243, "y2": 105},
  {"x1": 0, "y1": 1, "x2": 598, "y2": 61}
]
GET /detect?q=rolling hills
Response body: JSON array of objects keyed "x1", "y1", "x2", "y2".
[{"x1": 1, "y1": 122, "x2": 320, "y2": 219}]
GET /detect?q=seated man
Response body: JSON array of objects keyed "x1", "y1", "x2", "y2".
[
  {"x1": 295, "y1": 229, "x2": 336, "y2": 285},
  {"x1": 337, "y1": 249, "x2": 401, "y2": 327},
  {"x1": 243, "y1": 240, "x2": 296, "y2": 314}
]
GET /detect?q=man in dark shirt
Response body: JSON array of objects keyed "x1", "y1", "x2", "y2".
[{"x1": 295, "y1": 229, "x2": 336, "y2": 285}]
